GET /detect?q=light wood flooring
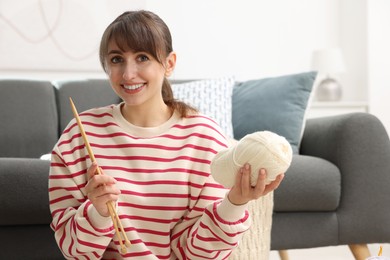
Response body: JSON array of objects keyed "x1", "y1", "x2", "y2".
[{"x1": 269, "y1": 243, "x2": 389, "y2": 260}]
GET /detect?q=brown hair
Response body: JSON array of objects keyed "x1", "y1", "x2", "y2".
[{"x1": 99, "y1": 10, "x2": 197, "y2": 117}]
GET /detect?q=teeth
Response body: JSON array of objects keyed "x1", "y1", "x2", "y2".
[{"x1": 124, "y1": 83, "x2": 144, "y2": 90}]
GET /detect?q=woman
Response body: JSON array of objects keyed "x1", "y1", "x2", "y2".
[{"x1": 49, "y1": 10, "x2": 284, "y2": 259}]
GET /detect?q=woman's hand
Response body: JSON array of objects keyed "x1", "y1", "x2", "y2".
[
  {"x1": 227, "y1": 163, "x2": 284, "y2": 205},
  {"x1": 84, "y1": 162, "x2": 121, "y2": 217}
]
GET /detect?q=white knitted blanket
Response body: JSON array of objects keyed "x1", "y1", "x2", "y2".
[{"x1": 229, "y1": 192, "x2": 274, "y2": 260}]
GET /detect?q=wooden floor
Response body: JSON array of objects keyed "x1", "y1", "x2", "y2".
[{"x1": 269, "y1": 243, "x2": 389, "y2": 260}]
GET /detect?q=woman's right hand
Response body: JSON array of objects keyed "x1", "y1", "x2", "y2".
[{"x1": 84, "y1": 162, "x2": 121, "y2": 217}]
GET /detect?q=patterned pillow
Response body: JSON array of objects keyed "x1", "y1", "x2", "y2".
[{"x1": 171, "y1": 77, "x2": 235, "y2": 138}]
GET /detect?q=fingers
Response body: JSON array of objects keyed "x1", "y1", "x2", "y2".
[
  {"x1": 85, "y1": 178, "x2": 121, "y2": 217},
  {"x1": 87, "y1": 162, "x2": 99, "y2": 179},
  {"x1": 240, "y1": 164, "x2": 251, "y2": 195},
  {"x1": 227, "y1": 164, "x2": 251, "y2": 205},
  {"x1": 228, "y1": 164, "x2": 285, "y2": 205},
  {"x1": 88, "y1": 184, "x2": 121, "y2": 202},
  {"x1": 253, "y1": 168, "x2": 267, "y2": 196},
  {"x1": 234, "y1": 163, "x2": 243, "y2": 188},
  {"x1": 85, "y1": 162, "x2": 121, "y2": 217},
  {"x1": 85, "y1": 172, "x2": 119, "y2": 197},
  {"x1": 88, "y1": 185, "x2": 120, "y2": 217},
  {"x1": 263, "y1": 173, "x2": 284, "y2": 194},
  {"x1": 228, "y1": 164, "x2": 257, "y2": 205},
  {"x1": 241, "y1": 166, "x2": 285, "y2": 200},
  {"x1": 86, "y1": 166, "x2": 117, "y2": 194}
]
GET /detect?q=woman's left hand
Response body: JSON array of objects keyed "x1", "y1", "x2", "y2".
[{"x1": 227, "y1": 163, "x2": 284, "y2": 206}]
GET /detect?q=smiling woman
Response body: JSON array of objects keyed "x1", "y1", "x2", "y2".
[{"x1": 48, "y1": 10, "x2": 285, "y2": 259}]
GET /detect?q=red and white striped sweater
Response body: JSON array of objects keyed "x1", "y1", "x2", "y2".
[{"x1": 49, "y1": 103, "x2": 250, "y2": 259}]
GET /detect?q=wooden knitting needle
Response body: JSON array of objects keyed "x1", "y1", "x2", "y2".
[
  {"x1": 378, "y1": 245, "x2": 383, "y2": 256},
  {"x1": 69, "y1": 97, "x2": 131, "y2": 253}
]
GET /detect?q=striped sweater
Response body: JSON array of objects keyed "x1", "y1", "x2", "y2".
[{"x1": 49, "y1": 103, "x2": 251, "y2": 259}]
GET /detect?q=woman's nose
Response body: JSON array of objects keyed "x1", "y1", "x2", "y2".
[{"x1": 122, "y1": 62, "x2": 138, "y2": 80}]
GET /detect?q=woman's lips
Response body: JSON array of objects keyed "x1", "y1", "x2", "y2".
[{"x1": 122, "y1": 83, "x2": 145, "y2": 94}]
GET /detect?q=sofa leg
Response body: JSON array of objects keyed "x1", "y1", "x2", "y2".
[
  {"x1": 349, "y1": 244, "x2": 371, "y2": 260},
  {"x1": 278, "y1": 250, "x2": 289, "y2": 260}
]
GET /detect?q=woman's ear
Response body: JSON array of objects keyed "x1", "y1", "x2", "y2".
[{"x1": 165, "y1": 52, "x2": 176, "y2": 77}]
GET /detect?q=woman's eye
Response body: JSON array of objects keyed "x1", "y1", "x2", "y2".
[
  {"x1": 110, "y1": 56, "x2": 123, "y2": 64},
  {"x1": 137, "y1": 54, "x2": 149, "y2": 62}
]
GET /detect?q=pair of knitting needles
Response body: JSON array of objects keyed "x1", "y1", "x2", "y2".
[{"x1": 69, "y1": 98, "x2": 131, "y2": 254}]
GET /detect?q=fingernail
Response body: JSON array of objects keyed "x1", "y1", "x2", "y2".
[{"x1": 245, "y1": 163, "x2": 250, "y2": 170}]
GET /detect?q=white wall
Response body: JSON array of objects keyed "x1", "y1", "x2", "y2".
[
  {"x1": 0, "y1": 0, "x2": 342, "y2": 80},
  {"x1": 339, "y1": 0, "x2": 368, "y2": 102},
  {"x1": 146, "y1": 0, "x2": 341, "y2": 81},
  {"x1": 367, "y1": 0, "x2": 390, "y2": 133},
  {"x1": 0, "y1": 0, "x2": 147, "y2": 79},
  {"x1": 1, "y1": 0, "x2": 389, "y2": 132}
]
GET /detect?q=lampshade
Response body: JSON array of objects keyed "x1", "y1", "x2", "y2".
[{"x1": 311, "y1": 48, "x2": 346, "y2": 75}]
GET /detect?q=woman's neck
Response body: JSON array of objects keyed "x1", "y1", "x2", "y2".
[{"x1": 120, "y1": 102, "x2": 172, "y2": 128}]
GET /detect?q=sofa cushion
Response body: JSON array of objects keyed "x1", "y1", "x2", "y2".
[
  {"x1": 172, "y1": 77, "x2": 235, "y2": 138},
  {"x1": 232, "y1": 71, "x2": 316, "y2": 153},
  {"x1": 53, "y1": 79, "x2": 121, "y2": 133},
  {"x1": 0, "y1": 79, "x2": 58, "y2": 158},
  {"x1": 274, "y1": 155, "x2": 341, "y2": 212},
  {"x1": 0, "y1": 225, "x2": 63, "y2": 259},
  {"x1": 0, "y1": 158, "x2": 51, "y2": 225}
]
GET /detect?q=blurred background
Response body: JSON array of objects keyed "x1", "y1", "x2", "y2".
[{"x1": 0, "y1": 0, "x2": 389, "y2": 132}]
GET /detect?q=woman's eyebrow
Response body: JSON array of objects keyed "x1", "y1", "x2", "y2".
[{"x1": 108, "y1": 49, "x2": 122, "y2": 55}]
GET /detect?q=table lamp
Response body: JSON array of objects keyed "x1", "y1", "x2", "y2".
[{"x1": 311, "y1": 48, "x2": 346, "y2": 101}]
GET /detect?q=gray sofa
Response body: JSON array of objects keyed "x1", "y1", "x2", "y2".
[{"x1": 1, "y1": 78, "x2": 390, "y2": 259}]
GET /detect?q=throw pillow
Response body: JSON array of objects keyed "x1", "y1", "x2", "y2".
[
  {"x1": 171, "y1": 77, "x2": 235, "y2": 138},
  {"x1": 232, "y1": 71, "x2": 317, "y2": 153}
]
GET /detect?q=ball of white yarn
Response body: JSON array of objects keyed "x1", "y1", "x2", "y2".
[{"x1": 211, "y1": 131, "x2": 293, "y2": 188}]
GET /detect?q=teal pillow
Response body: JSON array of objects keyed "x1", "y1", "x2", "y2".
[{"x1": 232, "y1": 71, "x2": 317, "y2": 153}]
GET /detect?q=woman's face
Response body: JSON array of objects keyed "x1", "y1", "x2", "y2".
[{"x1": 105, "y1": 40, "x2": 175, "y2": 109}]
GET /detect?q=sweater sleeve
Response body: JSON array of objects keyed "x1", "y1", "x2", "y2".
[
  {"x1": 49, "y1": 144, "x2": 116, "y2": 259},
  {"x1": 170, "y1": 175, "x2": 251, "y2": 259}
]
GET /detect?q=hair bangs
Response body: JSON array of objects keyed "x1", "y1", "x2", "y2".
[{"x1": 112, "y1": 16, "x2": 162, "y2": 61}]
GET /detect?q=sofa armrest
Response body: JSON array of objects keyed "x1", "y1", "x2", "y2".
[
  {"x1": 0, "y1": 158, "x2": 52, "y2": 225},
  {"x1": 300, "y1": 113, "x2": 390, "y2": 244}
]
